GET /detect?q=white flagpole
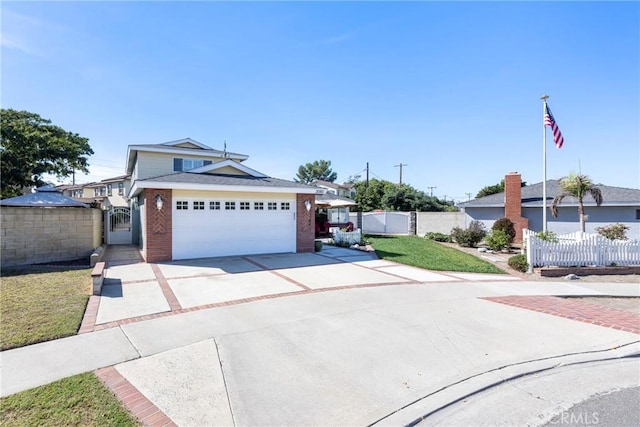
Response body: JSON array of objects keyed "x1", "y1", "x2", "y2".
[{"x1": 541, "y1": 94, "x2": 549, "y2": 233}]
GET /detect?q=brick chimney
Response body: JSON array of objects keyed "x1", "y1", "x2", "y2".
[{"x1": 504, "y1": 172, "x2": 529, "y2": 243}]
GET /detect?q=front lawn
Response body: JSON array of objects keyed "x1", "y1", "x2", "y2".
[
  {"x1": 367, "y1": 235, "x2": 505, "y2": 274},
  {"x1": 0, "y1": 266, "x2": 92, "y2": 351},
  {"x1": 0, "y1": 373, "x2": 139, "y2": 426}
]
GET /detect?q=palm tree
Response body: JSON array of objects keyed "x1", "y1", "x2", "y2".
[{"x1": 550, "y1": 173, "x2": 603, "y2": 233}]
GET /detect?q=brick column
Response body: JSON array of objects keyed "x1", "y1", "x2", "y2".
[
  {"x1": 504, "y1": 172, "x2": 529, "y2": 243},
  {"x1": 143, "y1": 189, "x2": 172, "y2": 262},
  {"x1": 296, "y1": 194, "x2": 315, "y2": 253},
  {"x1": 409, "y1": 211, "x2": 417, "y2": 235}
]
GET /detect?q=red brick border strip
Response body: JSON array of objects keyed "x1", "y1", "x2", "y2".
[
  {"x1": 150, "y1": 264, "x2": 182, "y2": 311},
  {"x1": 78, "y1": 295, "x2": 100, "y2": 334},
  {"x1": 95, "y1": 366, "x2": 176, "y2": 427},
  {"x1": 483, "y1": 296, "x2": 640, "y2": 334}
]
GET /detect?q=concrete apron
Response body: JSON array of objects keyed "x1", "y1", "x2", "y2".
[{"x1": 110, "y1": 283, "x2": 638, "y2": 427}]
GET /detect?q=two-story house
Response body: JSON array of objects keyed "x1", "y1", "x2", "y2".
[
  {"x1": 59, "y1": 175, "x2": 131, "y2": 209},
  {"x1": 126, "y1": 138, "x2": 316, "y2": 262},
  {"x1": 312, "y1": 180, "x2": 356, "y2": 199}
]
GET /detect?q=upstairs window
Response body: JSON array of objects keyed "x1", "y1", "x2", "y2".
[
  {"x1": 118, "y1": 183, "x2": 124, "y2": 195},
  {"x1": 107, "y1": 184, "x2": 113, "y2": 196},
  {"x1": 173, "y1": 158, "x2": 213, "y2": 172}
]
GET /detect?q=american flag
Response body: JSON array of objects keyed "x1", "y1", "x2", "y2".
[{"x1": 544, "y1": 104, "x2": 564, "y2": 149}]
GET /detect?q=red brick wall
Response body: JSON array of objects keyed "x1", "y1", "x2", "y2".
[
  {"x1": 504, "y1": 172, "x2": 529, "y2": 243},
  {"x1": 142, "y1": 189, "x2": 172, "y2": 262},
  {"x1": 296, "y1": 194, "x2": 315, "y2": 253}
]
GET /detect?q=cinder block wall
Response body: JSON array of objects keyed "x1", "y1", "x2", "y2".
[
  {"x1": 417, "y1": 212, "x2": 466, "y2": 236},
  {"x1": 0, "y1": 207, "x2": 102, "y2": 267}
]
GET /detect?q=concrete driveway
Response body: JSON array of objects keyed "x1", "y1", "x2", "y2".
[{"x1": 2, "y1": 245, "x2": 639, "y2": 426}]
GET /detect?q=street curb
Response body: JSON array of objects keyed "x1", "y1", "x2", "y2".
[{"x1": 371, "y1": 341, "x2": 640, "y2": 426}]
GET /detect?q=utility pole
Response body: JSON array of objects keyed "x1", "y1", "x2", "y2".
[
  {"x1": 394, "y1": 163, "x2": 407, "y2": 185},
  {"x1": 465, "y1": 192, "x2": 473, "y2": 201},
  {"x1": 366, "y1": 162, "x2": 369, "y2": 188},
  {"x1": 427, "y1": 186, "x2": 437, "y2": 197}
]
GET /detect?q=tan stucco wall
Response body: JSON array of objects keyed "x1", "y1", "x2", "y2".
[
  {"x1": 416, "y1": 212, "x2": 467, "y2": 236},
  {"x1": 1, "y1": 206, "x2": 102, "y2": 267}
]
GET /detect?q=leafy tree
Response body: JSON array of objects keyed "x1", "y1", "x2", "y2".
[
  {"x1": 353, "y1": 179, "x2": 395, "y2": 212},
  {"x1": 476, "y1": 179, "x2": 527, "y2": 198},
  {"x1": 550, "y1": 173, "x2": 603, "y2": 233},
  {"x1": 294, "y1": 160, "x2": 337, "y2": 184},
  {"x1": 1, "y1": 109, "x2": 93, "y2": 198}
]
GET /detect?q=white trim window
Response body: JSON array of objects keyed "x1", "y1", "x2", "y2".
[
  {"x1": 118, "y1": 182, "x2": 124, "y2": 195},
  {"x1": 173, "y1": 158, "x2": 213, "y2": 172}
]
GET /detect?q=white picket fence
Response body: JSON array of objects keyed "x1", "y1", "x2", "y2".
[
  {"x1": 523, "y1": 229, "x2": 640, "y2": 271},
  {"x1": 334, "y1": 229, "x2": 363, "y2": 245},
  {"x1": 349, "y1": 211, "x2": 410, "y2": 235}
]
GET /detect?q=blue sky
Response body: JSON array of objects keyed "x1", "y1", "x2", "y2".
[{"x1": 2, "y1": 1, "x2": 638, "y2": 202}]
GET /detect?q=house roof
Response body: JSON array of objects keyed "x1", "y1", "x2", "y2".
[
  {"x1": 126, "y1": 138, "x2": 249, "y2": 174},
  {"x1": 0, "y1": 186, "x2": 90, "y2": 208},
  {"x1": 131, "y1": 172, "x2": 317, "y2": 195},
  {"x1": 313, "y1": 180, "x2": 354, "y2": 190},
  {"x1": 459, "y1": 180, "x2": 640, "y2": 208}
]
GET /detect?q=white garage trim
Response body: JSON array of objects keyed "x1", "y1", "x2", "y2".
[{"x1": 172, "y1": 191, "x2": 297, "y2": 260}]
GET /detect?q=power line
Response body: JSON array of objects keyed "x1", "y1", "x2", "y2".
[{"x1": 394, "y1": 163, "x2": 408, "y2": 185}]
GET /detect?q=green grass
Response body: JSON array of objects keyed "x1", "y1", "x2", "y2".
[
  {"x1": 0, "y1": 266, "x2": 92, "y2": 351},
  {"x1": 367, "y1": 235, "x2": 505, "y2": 274},
  {"x1": 0, "y1": 373, "x2": 140, "y2": 426}
]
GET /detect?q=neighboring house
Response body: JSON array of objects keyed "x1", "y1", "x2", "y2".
[
  {"x1": 312, "y1": 180, "x2": 356, "y2": 198},
  {"x1": 125, "y1": 138, "x2": 316, "y2": 262},
  {"x1": 58, "y1": 175, "x2": 131, "y2": 209},
  {"x1": 458, "y1": 172, "x2": 640, "y2": 241}
]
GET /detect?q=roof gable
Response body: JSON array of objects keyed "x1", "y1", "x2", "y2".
[
  {"x1": 189, "y1": 159, "x2": 267, "y2": 177},
  {"x1": 161, "y1": 138, "x2": 211, "y2": 150}
]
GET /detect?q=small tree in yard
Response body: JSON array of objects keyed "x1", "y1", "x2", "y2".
[
  {"x1": 451, "y1": 220, "x2": 486, "y2": 248},
  {"x1": 485, "y1": 230, "x2": 511, "y2": 251},
  {"x1": 491, "y1": 218, "x2": 515, "y2": 246},
  {"x1": 551, "y1": 173, "x2": 603, "y2": 233}
]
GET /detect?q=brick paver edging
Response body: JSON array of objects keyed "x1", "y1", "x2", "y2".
[
  {"x1": 483, "y1": 296, "x2": 640, "y2": 334},
  {"x1": 95, "y1": 366, "x2": 176, "y2": 427}
]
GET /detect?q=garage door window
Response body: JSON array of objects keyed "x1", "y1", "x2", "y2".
[
  {"x1": 225, "y1": 201, "x2": 236, "y2": 210},
  {"x1": 210, "y1": 201, "x2": 220, "y2": 210},
  {"x1": 193, "y1": 201, "x2": 205, "y2": 210},
  {"x1": 268, "y1": 202, "x2": 277, "y2": 210},
  {"x1": 254, "y1": 202, "x2": 264, "y2": 210},
  {"x1": 281, "y1": 202, "x2": 290, "y2": 210},
  {"x1": 240, "y1": 202, "x2": 250, "y2": 210},
  {"x1": 177, "y1": 201, "x2": 188, "y2": 210}
]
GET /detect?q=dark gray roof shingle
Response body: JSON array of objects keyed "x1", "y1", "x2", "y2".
[
  {"x1": 140, "y1": 172, "x2": 316, "y2": 190},
  {"x1": 459, "y1": 180, "x2": 640, "y2": 208}
]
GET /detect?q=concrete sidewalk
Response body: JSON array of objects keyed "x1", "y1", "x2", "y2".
[{"x1": 1, "y1": 246, "x2": 639, "y2": 426}]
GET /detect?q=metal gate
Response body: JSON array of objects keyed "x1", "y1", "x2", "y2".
[
  {"x1": 106, "y1": 207, "x2": 132, "y2": 245},
  {"x1": 350, "y1": 211, "x2": 410, "y2": 234}
]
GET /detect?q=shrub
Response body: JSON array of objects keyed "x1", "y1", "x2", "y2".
[
  {"x1": 425, "y1": 232, "x2": 451, "y2": 242},
  {"x1": 596, "y1": 223, "x2": 629, "y2": 240},
  {"x1": 451, "y1": 221, "x2": 487, "y2": 248},
  {"x1": 485, "y1": 230, "x2": 511, "y2": 251},
  {"x1": 492, "y1": 218, "x2": 515, "y2": 245},
  {"x1": 508, "y1": 254, "x2": 528, "y2": 272},
  {"x1": 536, "y1": 230, "x2": 558, "y2": 242}
]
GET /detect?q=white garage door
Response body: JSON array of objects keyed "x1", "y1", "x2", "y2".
[{"x1": 172, "y1": 196, "x2": 297, "y2": 260}]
